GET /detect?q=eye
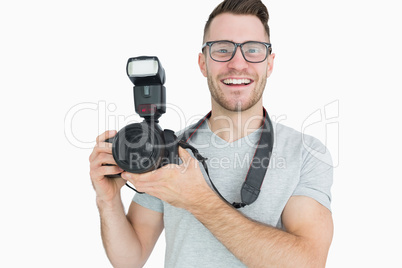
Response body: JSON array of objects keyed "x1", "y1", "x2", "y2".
[
  {"x1": 211, "y1": 41, "x2": 234, "y2": 54},
  {"x1": 217, "y1": 49, "x2": 229, "y2": 53},
  {"x1": 246, "y1": 48, "x2": 260, "y2": 54}
]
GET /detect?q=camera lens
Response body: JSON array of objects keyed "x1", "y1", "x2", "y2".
[{"x1": 112, "y1": 122, "x2": 165, "y2": 173}]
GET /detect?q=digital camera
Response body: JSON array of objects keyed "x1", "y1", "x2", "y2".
[{"x1": 106, "y1": 56, "x2": 180, "y2": 174}]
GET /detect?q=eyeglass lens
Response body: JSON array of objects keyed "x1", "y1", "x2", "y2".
[{"x1": 210, "y1": 41, "x2": 268, "y2": 62}]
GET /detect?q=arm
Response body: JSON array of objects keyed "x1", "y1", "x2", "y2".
[
  {"x1": 90, "y1": 131, "x2": 164, "y2": 267},
  {"x1": 188, "y1": 193, "x2": 333, "y2": 268},
  {"x1": 97, "y1": 196, "x2": 164, "y2": 268},
  {"x1": 123, "y1": 147, "x2": 333, "y2": 267}
]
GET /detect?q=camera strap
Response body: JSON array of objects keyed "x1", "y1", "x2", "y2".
[{"x1": 179, "y1": 108, "x2": 274, "y2": 209}]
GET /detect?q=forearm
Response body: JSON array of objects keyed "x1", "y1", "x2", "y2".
[
  {"x1": 188, "y1": 192, "x2": 319, "y2": 268},
  {"x1": 97, "y1": 195, "x2": 144, "y2": 268}
]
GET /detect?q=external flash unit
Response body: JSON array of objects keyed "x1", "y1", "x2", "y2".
[{"x1": 126, "y1": 56, "x2": 166, "y2": 119}]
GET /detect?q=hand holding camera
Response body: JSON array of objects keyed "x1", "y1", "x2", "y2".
[{"x1": 89, "y1": 130, "x2": 126, "y2": 204}]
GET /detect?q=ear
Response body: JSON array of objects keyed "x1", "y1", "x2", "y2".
[
  {"x1": 266, "y1": 53, "x2": 275, "y2": 78},
  {"x1": 198, "y1": 52, "x2": 207, "y2": 77}
]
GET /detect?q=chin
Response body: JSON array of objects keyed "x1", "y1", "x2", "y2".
[{"x1": 219, "y1": 99, "x2": 257, "y2": 112}]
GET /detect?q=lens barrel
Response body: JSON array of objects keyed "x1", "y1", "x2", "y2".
[{"x1": 111, "y1": 122, "x2": 165, "y2": 173}]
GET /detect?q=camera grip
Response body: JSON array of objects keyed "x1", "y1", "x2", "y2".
[{"x1": 163, "y1": 129, "x2": 180, "y2": 165}]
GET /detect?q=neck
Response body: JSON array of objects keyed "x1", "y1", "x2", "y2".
[{"x1": 208, "y1": 101, "x2": 264, "y2": 143}]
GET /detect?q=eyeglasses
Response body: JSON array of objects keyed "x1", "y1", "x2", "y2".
[{"x1": 202, "y1": 40, "x2": 272, "y2": 63}]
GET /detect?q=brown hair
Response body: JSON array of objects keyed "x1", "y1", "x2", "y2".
[{"x1": 203, "y1": 0, "x2": 270, "y2": 42}]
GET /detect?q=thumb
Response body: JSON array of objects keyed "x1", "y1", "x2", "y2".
[{"x1": 178, "y1": 146, "x2": 193, "y2": 164}]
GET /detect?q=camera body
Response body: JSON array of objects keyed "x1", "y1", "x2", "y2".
[{"x1": 106, "y1": 56, "x2": 180, "y2": 174}]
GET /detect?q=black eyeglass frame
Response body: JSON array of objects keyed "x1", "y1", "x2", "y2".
[{"x1": 202, "y1": 40, "x2": 272, "y2": 63}]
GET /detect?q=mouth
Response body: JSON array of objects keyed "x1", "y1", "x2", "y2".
[{"x1": 222, "y1": 78, "x2": 252, "y2": 86}]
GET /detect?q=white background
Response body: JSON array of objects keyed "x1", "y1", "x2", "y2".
[{"x1": 1, "y1": 0, "x2": 401, "y2": 267}]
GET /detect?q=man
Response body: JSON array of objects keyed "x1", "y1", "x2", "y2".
[{"x1": 89, "y1": 0, "x2": 334, "y2": 267}]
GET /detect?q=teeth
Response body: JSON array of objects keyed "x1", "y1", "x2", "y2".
[{"x1": 223, "y1": 79, "x2": 251, "y2": 85}]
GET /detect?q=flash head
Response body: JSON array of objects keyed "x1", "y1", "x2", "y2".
[
  {"x1": 127, "y1": 56, "x2": 166, "y2": 120},
  {"x1": 127, "y1": 56, "x2": 165, "y2": 86}
]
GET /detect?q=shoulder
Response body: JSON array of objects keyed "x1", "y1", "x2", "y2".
[
  {"x1": 175, "y1": 119, "x2": 210, "y2": 144},
  {"x1": 175, "y1": 122, "x2": 199, "y2": 137},
  {"x1": 274, "y1": 121, "x2": 319, "y2": 146},
  {"x1": 273, "y1": 121, "x2": 332, "y2": 165},
  {"x1": 273, "y1": 122, "x2": 333, "y2": 211}
]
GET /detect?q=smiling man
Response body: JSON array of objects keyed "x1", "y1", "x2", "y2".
[
  {"x1": 199, "y1": 11, "x2": 274, "y2": 142},
  {"x1": 89, "y1": 0, "x2": 334, "y2": 267},
  {"x1": 201, "y1": 16, "x2": 271, "y2": 113}
]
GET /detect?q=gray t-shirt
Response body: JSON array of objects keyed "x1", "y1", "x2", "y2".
[{"x1": 133, "y1": 120, "x2": 333, "y2": 268}]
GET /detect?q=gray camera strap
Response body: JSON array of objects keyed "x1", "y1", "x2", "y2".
[{"x1": 179, "y1": 108, "x2": 274, "y2": 209}]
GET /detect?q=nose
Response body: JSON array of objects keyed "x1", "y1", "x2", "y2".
[{"x1": 227, "y1": 47, "x2": 249, "y2": 71}]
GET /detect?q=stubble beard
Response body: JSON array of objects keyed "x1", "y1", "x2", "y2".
[{"x1": 207, "y1": 70, "x2": 267, "y2": 112}]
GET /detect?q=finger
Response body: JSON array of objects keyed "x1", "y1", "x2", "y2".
[
  {"x1": 99, "y1": 165, "x2": 124, "y2": 176},
  {"x1": 96, "y1": 130, "x2": 117, "y2": 144},
  {"x1": 178, "y1": 146, "x2": 193, "y2": 162},
  {"x1": 89, "y1": 142, "x2": 113, "y2": 162},
  {"x1": 122, "y1": 171, "x2": 143, "y2": 182},
  {"x1": 178, "y1": 146, "x2": 196, "y2": 168},
  {"x1": 121, "y1": 171, "x2": 156, "y2": 184},
  {"x1": 97, "y1": 141, "x2": 113, "y2": 152},
  {"x1": 96, "y1": 152, "x2": 117, "y2": 166}
]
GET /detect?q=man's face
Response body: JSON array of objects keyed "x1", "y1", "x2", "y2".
[{"x1": 199, "y1": 13, "x2": 275, "y2": 112}]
